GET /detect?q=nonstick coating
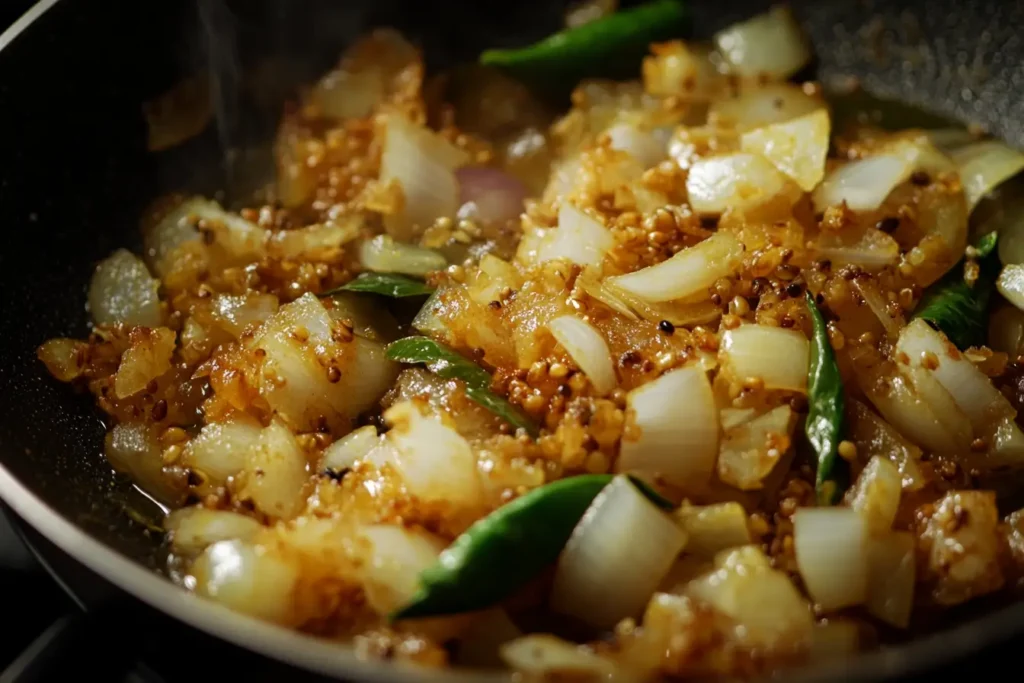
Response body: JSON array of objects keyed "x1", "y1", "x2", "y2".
[{"x1": 1, "y1": 0, "x2": 1023, "y2": 679}]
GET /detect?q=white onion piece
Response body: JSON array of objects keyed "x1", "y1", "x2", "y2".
[
  {"x1": 709, "y1": 83, "x2": 824, "y2": 131},
  {"x1": 88, "y1": 249, "x2": 162, "y2": 328},
  {"x1": 359, "y1": 524, "x2": 445, "y2": 615},
  {"x1": 240, "y1": 420, "x2": 309, "y2": 520},
  {"x1": 210, "y1": 293, "x2": 279, "y2": 339},
  {"x1": 847, "y1": 399, "x2": 925, "y2": 491},
  {"x1": 896, "y1": 319, "x2": 1013, "y2": 432},
  {"x1": 720, "y1": 324, "x2": 809, "y2": 393},
  {"x1": 793, "y1": 507, "x2": 869, "y2": 611},
  {"x1": 920, "y1": 490, "x2": 1004, "y2": 605},
  {"x1": 320, "y1": 425, "x2": 379, "y2": 473},
  {"x1": 547, "y1": 315, "x2": 617, "y2": 395},
  {"x1": 183, "y1": 416, "x2": 263, "y2": 486},
  {"x1": 605, "y1": 232, "x2": 742, "y2": 303},
  {"x1": 989, "y1": 303, "x2": 1024, "y2": 356},
  {"x1": 851, "y1": 277, "x2": 904, "y2": 340},
  {"x1": 815, "y1": 228, "x2": 901, "y2": 270},
  {"x1": 143, "y1": 197, "x2": 202, "y2": 276},
  {"x1": 537, "y1": 203, "x2": 615, "y2": 268},
  {"x1": 359, "y1": 234, "x2": 447, "y2": 276},
  {"x1": 674, "y1": 502, "x2": 751, "y2": 558},
  {"x1": 686, "y1": 153, "x2": 797, "y2": 215},
  {"x1": 267, "y1": 220, "x2": 361, "y2": 261},
  {"x1": 740, "y1": 109, "x2": 830, "y2": 191},
  {"x1": 191, "y1": 539, "x2": 300, "y2": 625},
  {"x1": 37, "y1": 338, "x2": 86, "y2": 382},
  {"x1": 455, "y1": 166, "x2": 528, "y2": 225},
  {"x1": 866, "y1": 531, "x2": 915, "y2": 628},
  {"x1": 384, "y1": 402, "x2": 483, "y2": 509},
  {"x1": 717, "y1": 405, "x2": 795, "y2": 491},
  {"x1": 166, "y1": 507, "x2": 263, "y2": 555},
  {"x1": 551, "y1": 476, "x2": 687, "y2": 629},
  {"x1": 643, "y1": 41, "x2": 723, "y2": 100},
  {"x1": 105, "y1": 423, "x2": 181, "y2": 506},
  {"x1": 617, "y1": 365, "x2": 719, "y2": 491},
  {"x1": 847, "y1": 456, "x2": 902, "y2": 534},
  {"x1": 713, "y1": 6, "x2": 811, "y2": 81},
  {"x1": 379, "y1": 115, "x2": 470, "y2": 240},
  {"x1": 998, "y1": 264, "x2": 1024, "y2": 311},
  {"x1": 500, "y1": 636, "x2": 618, "y2": 678},
  {"x1": 186, "y1": 198, "x2": 267, "y2": 262},
  {"x1": 812, "y1": 155, "x2": 913, "y2": 213},
  {"x1": 686, "y1": 546, "x2": 813, "y2": 650},
  {"x1": 114, "y1": 327, "x2": 176, "y2": 399},
  {"x1": 951, "y1": 141, "x2": 1024, "y2": 211},
  {"x1": 605, "y1": 121, "x2": 666, "y2": 168}
]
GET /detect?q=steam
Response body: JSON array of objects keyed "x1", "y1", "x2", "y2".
[{"x1": 197, "y1": 0, "x2": 242, "y2": 194}]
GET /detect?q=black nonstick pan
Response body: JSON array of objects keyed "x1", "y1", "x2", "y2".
[{"x1": 2, "y1": 0, "x2": 1024, "y2": 680}]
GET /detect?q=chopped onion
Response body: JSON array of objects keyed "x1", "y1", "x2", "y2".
[
  {"x1": 866, "y1": 531, "x2": 915, "y2": 628},
  {"x1": 812, "y1": 154, "x2": 913, "y2": 213},
  {"x1": 709, "y1": 83, "x2": 824, "y2": 131},
  {"x1": 847, "y1": 456, "x2": 902, "y2": 533},
  {"x1": 686, "y1": 152, "x2": 797, "y2": 215},
  {"x1": 500, "y1": 635, "x2": 617, "y2": 678},
  {"x1": 674, "y1": 502, "x2": 751, "y2": 558},
  {"x1": 551, "y1": 476, "x2": 687, "y2": 629},
  {"x1": 717, "y1": 405, "x2": 795, "y2": 491},
  {"x1": 989, "y1": 303, "x2": 1024, "y2": 356},
  {"x1": 359, "y1": 524, "x2": 445, "y2": 615},
  {"x1": 686, "y1": 546, "x2": 813, "y2": 649},
  {"x1": 605, "y1": 121, "x2": 667, "y2": 168},
  {"x1": 114, "y1": 327, "x2": 176, "y2": 399},
  {"x1": 325, "y1": 291, "x2": 402, "y2": 343},
  {"x1": 605, "y1": 232, "x2": 742, "y2": 303},
  {"x1": 166, "y1": 507, "x2": 264, "y2": 555},
  {"x1": 183, "y1": 416, "x2": 263, "y2": 487},
  {"x1": 815, "y1": 226, "x2": 901, "y2": 270},
  {"x1": 896, "y1": 319, "x2": 1014, "y2": 432},
  {"x1": 267, "y1": 220, "x2": 361, "y2": 261},
  {"x1": 536, "y1": 203, "x2": 615, "y2": 269},
  {"x1": 920, "y1": 490, "x2": 1004, "y2": 605},
  {"x1": 951, "y1": 140, "x2": 1024, "y2": 212},
  {"x1": 643, "y1": 41, "x2": 723, "y2": 100},
  {"x1": 210, "y1": 293, "x2": 280, "y2": 339},
  {"x1": 191, "y1": 539, "x2": 300, "y2": 625},
  {"x1": 468, "y1": 254, "x2": 522, "y2": 307},
  {"x1": 105, "y1": 423, "x2": 182, "y2": 506},
  {"x1": 851, "y1": 277, "x2": 904, "y2": 339},
  {"x1": 577, "y1": 268, "x2": 722, "y2": 326},
  {"x1": 998, "y1": 264, "x2": 1024, "y2": 311},
  {"x1": 847, "y1": 398, "x2": 926, "y2": 491},
  {"x1": 36, "y1": 338, "x2": 87, "y2": 382},
  {"x1": 142, "y1": 197, "x2": 202, "y2": 276},
  {"x1": 713, "y1": 6, "x2": 811, "y2": 81},
  {"x1": 455, "y1": 166, "x2": 529, "y2": 225},
  {"x1": 793, "y1": 507, "x2": 869, "y2": 611},
  {"x1": 88, "y1": 249, "x2": 162, "y2": 328},
  {"x1": 617, "y1": 365, "x2": 719, "y2": 491},
  {"x1": 383, "y1": 402, "x2": 483, "y2": 509},
  {"x1": 379, "y1": 115, "x2": 470, "y2": 240},
  {"x1": 239, "y1": 419, "x2": 309, "y2": 520},
  {"x1": 740, "y1": 109, "x2": 829, "y2": 191},
  {"x1": 358, "y1": 234, "x2": 447, "y2": 277},
  {"x1": 720, "y1": 324, "x2": 809, "y2": 393},
  {"x1": 320, "y1": 425, "x2": 379, "y2": 473},
  {"x1": 547, "y1": 315, "x2": 617, "y2": 395}
]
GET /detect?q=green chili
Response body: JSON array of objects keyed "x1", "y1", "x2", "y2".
[
  {"x1": 386, "y1": 336, "x2": 540, "y2": 437},
  {"x1": 392, "y1": 474, "x2": 671, "y2": 620},
  {"x1": 479, "y1": 0, "x2": 690, "y2": 89},
  {"x1": 911, "y1": 232, "x2": 999, "y2": 350},
  {"x1": 321, "y1": 272, "x2": 435, "y2": 299},
  {"x1": 805, "y1": 292, "x2": 848, "y2": 506}
]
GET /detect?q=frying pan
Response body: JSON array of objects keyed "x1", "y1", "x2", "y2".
[{"x1": 1, "y1": 0, "x2": 1024, "y2": 680}]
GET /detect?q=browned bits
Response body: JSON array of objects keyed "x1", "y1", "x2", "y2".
[
  {"x1": 876, "y1": 216, "x2": 900, "y2": 232},
  {"x1": 327, "y1": 366, "x2": 342, "y2": 383},
  {"x1": 658, "y1": 320, "x2": 675, "y2": 334},
  {"x1": 151, "y1": 399, "x2": 168, "y2": 421}
]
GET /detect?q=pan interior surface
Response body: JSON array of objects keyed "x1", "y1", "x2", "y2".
[{"x1": 2, "y1": 0, "x2": 1024, "y2": 680}]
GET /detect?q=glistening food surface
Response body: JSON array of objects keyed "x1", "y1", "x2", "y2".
[{"x1": 35, "y1": 1, "x2": 1024, "y2": 679}]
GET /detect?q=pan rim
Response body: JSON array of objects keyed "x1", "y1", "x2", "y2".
[{"x1": 1, "y1": 0, "x2": 1023, "y2": 680}]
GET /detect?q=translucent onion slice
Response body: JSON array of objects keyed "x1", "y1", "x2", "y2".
[
  {"x1": 713, "y1": 6, "x2": 811, "y2": 81},
  {"x1": 359, "y1": 234, "x2": 447, "y2": 277},
  {"x1": 642, "y1": 41, "x2": 724, "y2": 100},
  {"x1": 989, "y1": 303, "x2": 1024, "y2": 356},
  {"x1": 605, "y1": 232, "x2": 742, "y2": 303},
  {"x1": 240, "y1": 420, "x2": 310, "y2": 520},
  {"x1": 709, "y1": 83, "x2": 824, "y2": 131},
  {"x1": 720, "y1": 324, "x2": 809, "y2": 393},
  {"x1": 674, "y1": 502, "x2": 751, "y2": 558},
  {"x1": 547, "y1": 315, "x2": 617, "y2": 395},
  {"x1": 847, "y1": 456, "x2": 902, "y2": 533},
  {"x1": 866, "y1": 531, "x2": 915, "y2": 628},
  {"x1": 359, "y1": 524, "x2": 445, "y2": 615},
  {"x1": 815, "y1": 227, "x2": 901, "y2": 270},
  {"x1": 717, "y1": 405, "x2": 795, "y2": 491},
  {"x1": 951, "y1": 140, "x2": 1024, "y2": 212},
  {"x1": 846, "y1": 399, "x2": 926, "y2": 491},
  {"x1": 537, "y1": 203, "x2": 615, "y2": 268},
  {"x1": 617, "y1": 365, "x2": 718, "y2": 490},
  {"x1": 812, "y1": 154, "x2": 913, "y2": 213},
  {"x1": 605, "y1": 121, "x2": 667, "y2": 169},
  {"x1": 191, "y1": 539, "x2": 300, "y2": 625},
  {"x1": 88, "y1": 249, "x2": 162, "y2": 328},
  {"x1": 550, "y1": 476, "x2": 687, "y2": 629},
  {"x1": 320, "y1": 425, "x2": 379, "y2": 473},
  {"x1": 182, "y1": 416, "x2": 263, "y2": 487},
  {"x1": 740, "y1": 108, "x2": 830, "y2": 191},
  {"x1": 165, "y1": 507, "x2": 264, "y2": 555},
  {"x1": 686, "y1": 152, "x2": 797, "y2": 215},
  {"x1": 500, "y1": 635, "x2": 618, "y2": 679},
  {"x1": 379, "y1": 115, "x2": 470, "y2": 240},
  {"x1": 998, "y1": 264, "x2": 1024, "y2": 312},
  {"x1": 793, "y1": 507, "x2": 869, "y2": 611},
  {"x1": 896, "y1": 319, "x2": 1014, "y2": 432}
]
